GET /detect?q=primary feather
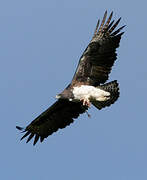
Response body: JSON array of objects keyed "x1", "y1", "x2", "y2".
[
  {"x1": 16, "y1": 11, "x2": 125, "y2": 145},
  {"x1": 16, "y1": 100, "x2": 87, "y2": 145},
  {"x1": 72, "y1": 10, "x2": 125, "y2": 86}
]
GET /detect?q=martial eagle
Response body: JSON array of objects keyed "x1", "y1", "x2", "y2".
[{"x1": 16, "y1": 11, "x2": 125, "y2": 145}]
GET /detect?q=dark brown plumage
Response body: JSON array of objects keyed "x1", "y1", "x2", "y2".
[
  {"x1": 16, "y1": 11, "x2": 125, "y2": 145},
  {"x1": 72, "y1": 11, "x2": 125, "y2": 86},
  {"x1": 17, "y1": 100, "x2": 87, "y2": 145}
]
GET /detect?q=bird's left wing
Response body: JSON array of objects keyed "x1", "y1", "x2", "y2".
[
  {"x1": 16, "y1": 100, "x2": 87, "y2": 145},
  {"x1": 71, "y1": 11, "x2": 125, "y2": 86}
]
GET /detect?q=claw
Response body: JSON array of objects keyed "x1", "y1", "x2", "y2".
[
  {"x1": 86, "y1": 111, "x2": 91, "y2": 118},
  {"x1": 80, "y1": 98, "x2": 91, "y2": 107}
]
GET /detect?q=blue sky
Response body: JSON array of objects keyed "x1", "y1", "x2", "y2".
[{"x1": 1, "y1": 0, "x2": 147, "y2": 180}]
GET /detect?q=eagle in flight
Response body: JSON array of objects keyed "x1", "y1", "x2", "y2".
[{"x1": 16, "y1": 11, "x2": 125, "y2": 145}]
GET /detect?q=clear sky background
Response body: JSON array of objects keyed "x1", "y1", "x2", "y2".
[{"x1": 1, "y1": 0, "x2": 147, "y2": 180}]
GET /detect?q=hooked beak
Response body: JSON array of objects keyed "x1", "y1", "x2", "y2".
[{"x1": 56, "y1": 94, "x2": 61, "y2": 99}]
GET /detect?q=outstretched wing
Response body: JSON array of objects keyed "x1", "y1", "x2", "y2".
[
  {"x1": 16, "y1": 100, "x2": 87, "y2": 145},
  {"x1": 71, "y1": 11, "x2": 125, "y2": 86}
]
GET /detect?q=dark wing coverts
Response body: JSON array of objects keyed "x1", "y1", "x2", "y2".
[
  {"x1": 72, "y1": 11, "x2": 125, "y2": 86},
  {"x1": 16, "y1": 100, "x2": 87, "y2": 145},
  {"x1": 16, "y1": 11, "x2": 124, "y2": 145}
]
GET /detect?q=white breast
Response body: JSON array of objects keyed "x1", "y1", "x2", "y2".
[{"x1": 73, "y1": 85, "x2": 110, "y2": 101}]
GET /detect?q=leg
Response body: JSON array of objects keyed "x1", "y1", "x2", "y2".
[{"x1": 81, "y1": 98, "x2": 91, "y2": 107}]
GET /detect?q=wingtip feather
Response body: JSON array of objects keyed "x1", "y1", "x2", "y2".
[
  {"x1": 16, "y1": 126, "x2": 24, "y2": 131},
  {"x1": 111, "y1": 25, "x2": 126, "y2": 36},
  {"x1": 33, "y1": 135, "x2": 40, "y2": 146},
  {"x1": 26, "y1": 133, "x2": 34, "y2": 143},
  {"x1": 20, "y1": 131, "x2": 30, "y2": 141},
  {"x1": 40, "y1": 136, "x2": 44, "y2": 143},
  {"x1": 99, "y1": 11, "x2": 107, "y2": 33},
  {"x1": 94, "y1": 19, "x2": 100, "y2": 35}
]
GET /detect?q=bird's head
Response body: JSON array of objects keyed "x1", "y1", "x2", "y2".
[
  {"x1": 56, "y1": 89, "x2": 74, "y2": 101},
  {"x1": 55, "y1": 94, "x2": 61, "y2": 99}
]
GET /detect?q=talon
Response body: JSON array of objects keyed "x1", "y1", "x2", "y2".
[
  {"x1": 86, "y1": 111, "x2": 91, "y2": 118},
  {"x1": 81, "y1": 98, "x2": 91, "y2": 107}
]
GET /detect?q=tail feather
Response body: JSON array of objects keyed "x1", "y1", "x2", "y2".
[{"x1": 92, "y1": 80, "x2": 119, "y2": 110}]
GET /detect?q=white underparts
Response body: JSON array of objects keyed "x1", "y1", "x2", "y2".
[{"x1": 73, "y1": 85, "x2": 110, "y2": 103}]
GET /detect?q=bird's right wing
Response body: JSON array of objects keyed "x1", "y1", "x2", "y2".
[{"x1": 16, "y1": 100, "x2": 87, "y2": 145}]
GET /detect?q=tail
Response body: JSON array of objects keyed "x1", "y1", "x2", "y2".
[{"x1": 92, "y1": 80, "x2": 120, "y2": 110}]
